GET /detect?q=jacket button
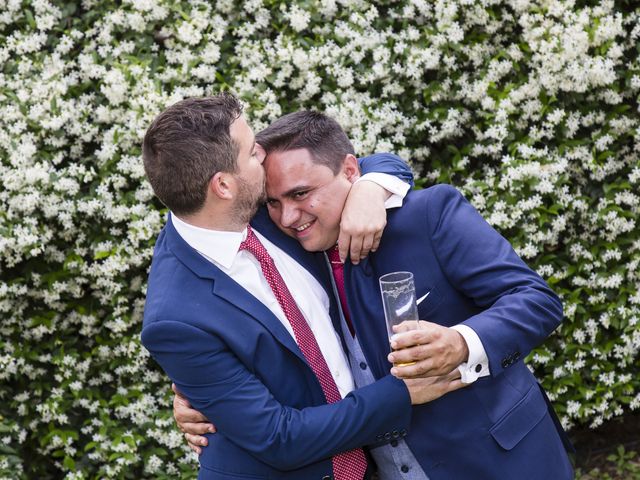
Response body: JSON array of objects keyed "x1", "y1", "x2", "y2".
[
  {"x1": 390, "y1": 439, "x2": 399, "y2": 447},
  {"x1": 322, "y1": 476, "x2": 332, "y2": 480},
  {"x1": 392, "y1": 430, "x2": 399, "y2": 438},
  {"x1": 359, "y1": 362, "x2": 367, "y2": 370},
  {"x1": 400, "y1": 429, "x2": 407, "y2": 436},
  {"x1": 501, "y1": 358, "x2": 510, "y2": 368},
  {"x1": 384, "y1": 432, "x2": 392, "y2": 440},
  {"x1": 376, "y1": 434, "x2": 383, "y2": 441},
  {"x1": 401, "y1": 465, "x2": 409, "y2": 473}
]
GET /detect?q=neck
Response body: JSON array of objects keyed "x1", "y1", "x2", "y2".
[{"x1": 177, "y1": 207, "x2": 247, "y2": 233}]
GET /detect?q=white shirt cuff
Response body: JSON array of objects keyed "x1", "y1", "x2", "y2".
[
  {"x1": 451, "y1": 324, "x2": 490, "y2": 384},
  {"x1": 355, "y1": 173, "x2": 410, "y2": 209}
]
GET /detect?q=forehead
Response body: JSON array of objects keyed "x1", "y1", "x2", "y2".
[{"x1": 264, "y1": 148, "x2": 334, "y2": 193}]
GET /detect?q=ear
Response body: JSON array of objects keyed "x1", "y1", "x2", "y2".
[
  {"x1": 342, "y1": 154, "x2": 361, "y2": 184},
  {"x1": 209, "y1": 172, "x2": 234, "y2": 200}
]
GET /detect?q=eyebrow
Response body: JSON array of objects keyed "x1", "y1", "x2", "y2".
[
  {"x1": 266, "y1": 185, "x2": 313, "y2": 203},
  {"x1": 282, "y1": 185, "x2": 313, "y2": 198}
]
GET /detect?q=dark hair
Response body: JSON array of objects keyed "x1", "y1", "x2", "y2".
[
  {"x1": 142, "y1": 94, "x2": 243, "y2": 215},
  {"x1": 255, "y1": 111, "x2": 355, "y2": 173}
]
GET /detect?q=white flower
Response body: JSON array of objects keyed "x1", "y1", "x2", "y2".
[{"x1": 285, "y1": 5, "x2": 310, "y2": 32}]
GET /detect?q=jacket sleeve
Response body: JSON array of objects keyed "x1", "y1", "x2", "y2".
[
  {"x1": 141, "y1": 320, "x2": 411, "y2": 470},
  {"x1": 358, "y1": 153, "x2": 414, "y2": 188},
  {"x1": 424, "y1": 184, "x2": 563, "y2": 377}
]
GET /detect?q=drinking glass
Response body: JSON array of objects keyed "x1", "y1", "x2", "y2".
[{"x1": 379, "y1": 271, "x2": 420, "y2": 366}]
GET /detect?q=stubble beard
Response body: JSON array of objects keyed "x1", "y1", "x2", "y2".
[{"x1": 232, "y1": 174, "x2": 267, "y2": 225}]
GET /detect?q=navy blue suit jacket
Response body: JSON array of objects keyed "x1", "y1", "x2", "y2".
[
  {"x1": 335, "y1": 185, "x2": 573, "y2": 480},
  {"x1": 141, "y1": 154, "x2": 414, "y2": 479}
]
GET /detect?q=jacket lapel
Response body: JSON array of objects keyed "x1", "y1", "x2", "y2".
[
  {"x1": 210, "y1": 273, "x2": 306, "y2": 363},
  {"x1": 164, "y1": 215, "x2": 307, "y2": 364}
]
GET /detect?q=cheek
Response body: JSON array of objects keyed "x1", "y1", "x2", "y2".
[{"x1": 267, "y1": 206, "x2": 279, "y2": 223}]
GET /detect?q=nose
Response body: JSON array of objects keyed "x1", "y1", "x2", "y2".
[{"x1": 280, "y1": 202, "x2": 300, "y2": 228}]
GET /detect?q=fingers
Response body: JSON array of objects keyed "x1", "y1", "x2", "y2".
[
  {"x1": 371, "y1": 231, "x2": 382, "y2": 253},
  {"x1": 339, "y1": 178, "x2": 388, "y2": 263},
  {"x1": 443, "y1": 370, "x2": 468, "y2": 394},
  {"x1": 343, "y1": 232, "x2": 380, "y2": 264},
  {"x1": 176, "y1": 409, "x2": 210, "y2": 424},
  {"x1": 388, "y1": 334, "x2": 457, "y2": 379},
  {"x1": 389, "y1": 342, "x2": 430, "y2": 365},
  {"x1": 391, "y1": 320, "x2": 429, "y2": 337},
  {"x1": 174, "y1": 396, "x2": 209, "y2": 424},
  {"x1": 390, "y1": 326, "x2": 431, "y2": 350},
  {"x1": 441, "y1": 368, "x2": 461, "y2": 382},
  {"x1": 405, "y1": 368, "x2": 468, "y2": 404},
  {"x1": 449, "y1": 379, "x2": 468, "y2": 392},
  {"x1": 179, "y1": 421, "x2": 216, "y2": 435},
  {"x1": 349, "y1": 236, "x2": 365, "y2": 265},
  {"x1": 337, "y1": 231, "x2": 374, "y2": 265},
  {"x1": 337, "y1": 231, "x2": 349, "y2": 264},
  {"x1": 337, "y1": 218, "x2": 386, "y2": 263},
  {"x1": 359, "y1": 232, "x2": 376, "y2": 259},
  {"x1": 185, "y1": 432, "x2": 209, "y2": 455},
  {"x1": 390, "y1": 357, "x2": 443, "y2": 379}
]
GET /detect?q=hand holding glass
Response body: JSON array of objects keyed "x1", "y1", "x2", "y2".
[{"x1": 379, "y1": 271, "x2": 420, "y2": 366}]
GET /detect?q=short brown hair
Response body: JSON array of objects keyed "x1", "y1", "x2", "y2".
[
  {"x1": 142, "y1": 94, "x2": 243, "y2": 215},
  {"x1": 256, "y1": 111, "x2": 355, "y2": 173}
]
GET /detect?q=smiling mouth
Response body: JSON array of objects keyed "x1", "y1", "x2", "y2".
[{"x1": 294, "y1": 220, "x2": 314, "y2": 234}]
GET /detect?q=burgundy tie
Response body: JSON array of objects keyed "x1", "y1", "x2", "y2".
[
  {"x1": 326, "y1": 246, "x2": 355, "y2": 336},
  {"x1": 239, "y1": 226, "x2": 368, "y2": 480}
]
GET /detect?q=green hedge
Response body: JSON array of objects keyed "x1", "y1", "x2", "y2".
[{"x1": 0, "y1": 0, "x2": 638, "y2": 478}]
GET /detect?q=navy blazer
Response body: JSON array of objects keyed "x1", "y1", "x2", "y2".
[
  {"x1": 336, "y1": 185, "x2": 574, "y2": 480},
  {"x1": 142, "y1": 154, "x2": 414, "y2": 479}
]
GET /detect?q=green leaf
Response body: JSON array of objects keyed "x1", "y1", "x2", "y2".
[
  {"x1": 24, "y1": 10, "x2": 36, "y2": 29},
  {"x1": 63, "y1": 456, "x2": 76, "y2": 470},
  {"x1": 94, "y1": 250, "x2": 112, "y2": 260}
]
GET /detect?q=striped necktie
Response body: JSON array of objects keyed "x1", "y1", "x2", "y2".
[{"x1": 239, "y1": 226, "x2": 368, "y2": 480}]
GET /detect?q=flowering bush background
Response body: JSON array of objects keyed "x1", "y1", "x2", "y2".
[{"x1": 0, "y1": 0, "x2": 638, "y2": 477}]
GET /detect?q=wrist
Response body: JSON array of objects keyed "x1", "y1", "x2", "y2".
[
  {"x1": 353, "y1": 176, "x2": 392, "y2": 201},
  {"x1": 454, "y1": 330, "x2": 470, "y2": 364}
]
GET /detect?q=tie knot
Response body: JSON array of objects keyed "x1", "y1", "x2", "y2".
[{"x1": 239, "y1": 225, "x2": 266, "y2": 260}]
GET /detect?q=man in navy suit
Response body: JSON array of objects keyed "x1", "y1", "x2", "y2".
[
  {"x1": 178, "y1": 110, "x2": 575, "y2": 479},
  {"x1": 141, "y1": 94, "x2": 465, "y2": 480}
]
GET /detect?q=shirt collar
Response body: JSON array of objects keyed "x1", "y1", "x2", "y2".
[{"x1": 171, "y1": 213, "x2": 247, "y2": 270}]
